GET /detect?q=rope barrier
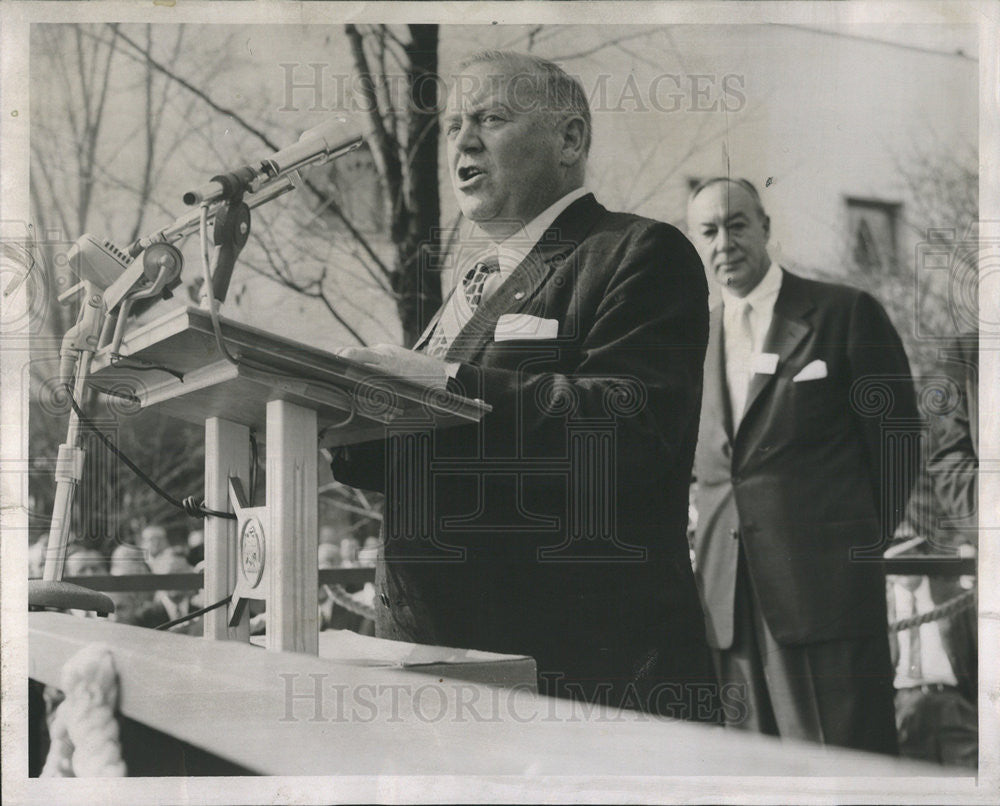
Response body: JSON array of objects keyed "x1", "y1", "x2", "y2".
[
  {"x1": 41, "y1": 644, "x2": 127, "y2": 777},
  {"x1": 888, "y1": 587, "x2": 976, "y2": 633}
]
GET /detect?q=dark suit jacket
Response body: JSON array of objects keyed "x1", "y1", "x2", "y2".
[
  {"x1": 693, "y1": 270, "x2": 919, "y2": 649},
  {"x1": 927, "y1": 333, "x2": 978, "y2": 549},
  {"x1": 333, "y1": 194, "x2": 717, "y2": 715}
]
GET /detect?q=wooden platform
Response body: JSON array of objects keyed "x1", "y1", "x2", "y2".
[
  {"x1": 251, "y1": 628, "x2": 537, "y2": 689},
  {"x1": 29, "y1": 612, "x2": 954, "y2": 778},
  {"x1": 88, "y1": 305, "x2": 490, "y2": 446}
]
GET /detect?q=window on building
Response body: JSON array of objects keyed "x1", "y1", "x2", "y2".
[{"x1": 846, "y1": 198, "x2": 900, "y2": 272}]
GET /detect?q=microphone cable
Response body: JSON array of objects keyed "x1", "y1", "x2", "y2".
[
  {"x1": 68, "y1": 391, "x2": 236, "y2": 521},
  {"x1": 154, "y1": 594, "x2": 232, "y2": 632},
  {"x1": 196, "y1": 204, "x2": 356, "y2": 435}
]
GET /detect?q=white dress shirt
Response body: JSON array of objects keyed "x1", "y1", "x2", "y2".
[
  {"x1": 486, "y1": 185, "x2": 591, "y2": 299},
  {"x1": 720, "y1": 260, "x2": 782, "y2": 423},
  {"x1": 434, "y1": 186, "x2": 590, "y2": 367},
  {"x1": 429, "y1": 187, "x2": 590, "y2": 378},
  {"x1": 892, "y1": 576, "x2": 959, "y2": 688}
]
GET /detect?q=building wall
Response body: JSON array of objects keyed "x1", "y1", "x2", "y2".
[{"x1": 441, "y1": 25, "x2": 977, "y2": 308}]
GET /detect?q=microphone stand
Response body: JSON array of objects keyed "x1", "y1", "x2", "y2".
[
  {"x1": 30, "y1": 132, "x2": 363, "y2": 616},
  {"x1": 29, "y1": 280, "x2": 116, "y2": 616}
]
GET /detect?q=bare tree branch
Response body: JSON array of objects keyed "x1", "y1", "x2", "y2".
[
  {"x1": 105, "y1": 24, "x2": 393, "y2": 283},
  {"x1": 247, "y1": 236, "x2": 369, "y2": 345},
  {"x1": 549, "y1": 28, "x2": 669, "y2": 62},
  {"x1": 375, "y1": 26, "x2": 400, "y2": 151},
  {"x1": 345, "y1": 23, "x2": 403, "y2": 219}
]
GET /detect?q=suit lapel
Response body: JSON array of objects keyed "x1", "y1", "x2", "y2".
[
  {"x1": 444, "y1": 194, "x2": 601, "y2": 364},
  {"x1": 739, "y1": 271, "x2": 813, "y2": 430},
  {"x1": 704, "y1": 305, "x2": 734, "y2": 441},
  {"x1": 413, "y1": 288, "x2": 456, "y2": 351}
]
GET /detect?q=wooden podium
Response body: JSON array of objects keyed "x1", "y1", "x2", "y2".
[{"x1": 88, "y1": 305, "x2": 489, "y2": 654}]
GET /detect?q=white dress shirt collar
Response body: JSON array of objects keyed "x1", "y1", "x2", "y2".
[
  {"x1": 720, "y1": 259, "x2": 782, "y2": 313},
  {"x1": 476, "y1": 186, "x2": 590, "y2": 278}
]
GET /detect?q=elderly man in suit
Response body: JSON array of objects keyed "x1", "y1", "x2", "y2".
[
  {"x1": 687, "y1": 177, "x2": 919, "y2": 753},
  {"x1": 334, "y1": 51, "x2": 717, "y2": 718}
]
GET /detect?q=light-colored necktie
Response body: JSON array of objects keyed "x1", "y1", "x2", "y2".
[
  {"x1": 907, "y1": 589, "x2": 923, "y2": 680},
  {"x1": 726, "y1": 300, "x2": 754, "y2": 425},
  {"x1": 424, "y1": 256, "x2": 501, "y2": 358}
]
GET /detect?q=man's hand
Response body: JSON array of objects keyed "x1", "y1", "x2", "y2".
[{"x1": 338, "y1": 344, "x2": 451, "y2": 390}]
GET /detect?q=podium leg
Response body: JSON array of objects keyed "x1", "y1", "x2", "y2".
[
  {"x1": 204, "y1": 418, "x2": 250, "y2": 642},
  {"x1": 266, "y1": 400, "x2": 318, "y2": 655}
]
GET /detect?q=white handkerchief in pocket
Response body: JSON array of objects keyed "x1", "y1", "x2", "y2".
[
  {"x1": 494, "y1": 313, "x2": 559, "y2": 342},
  {"x1": 792, "y1": 359, "x2": 828, "y2": 382},
  {"x1": 752, "y1": 352, "x2": 779, "y2": 375}
]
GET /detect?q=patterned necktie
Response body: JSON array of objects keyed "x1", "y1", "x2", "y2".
[
  {"x1": 424, "y1": 256, "x2": 501, "y2": 358},
  {"x1": 461, "y1": 256, "x2": 501, "y2": 310},
  {"x1": 726, "y1": 300, "x2": 754, "y2": 425}
]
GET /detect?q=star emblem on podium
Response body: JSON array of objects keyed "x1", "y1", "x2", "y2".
[{"x1": 228, "y1": 477, "x2": 270, "y2": 626}]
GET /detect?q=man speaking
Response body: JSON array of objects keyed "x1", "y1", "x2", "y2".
[{"x1": 335, "y1": 52, "x2": 716, "y2": 719}]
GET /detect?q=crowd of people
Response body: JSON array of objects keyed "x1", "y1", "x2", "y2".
[{"x1": 31, "y1": 521, "x2": 380, "y2": 637}]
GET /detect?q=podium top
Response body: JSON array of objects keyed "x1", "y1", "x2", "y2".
[{"x1": 88, "y1": 305, "x2": 490, "y2": 445}]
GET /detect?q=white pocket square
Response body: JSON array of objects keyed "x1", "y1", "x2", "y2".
[
  {"x1": 494, "y1": 313, "x2": 558, "y2": 342},
  {"x1": 792, "y1": 359, "x2": 828, "y2": 382},
  {"x1": 752, "y1": 352, "x2": 779, "y2": 375}
]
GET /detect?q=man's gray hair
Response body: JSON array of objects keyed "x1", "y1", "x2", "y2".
[
  {"x1": 456, "y1": 50, "x2": 592, "y2": 154},
  {"x1": 688, "y1": 177, "x2": 767, "y2": 219}
]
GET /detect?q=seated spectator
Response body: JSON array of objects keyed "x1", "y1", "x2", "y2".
[
  {"x1": 149, "y1": 551, "x2": 199, "y2": 634},
  {"x1": 339, "y1": 537, "x2": 360, "y2": 568},
  {"x1": 62, "y1": 546, "x2": 109, "y2": 619},
  {"x1": 108, "y1": 544, "x2": 162, "y2": 628},
  {"x1": 109, "y1": 543, "x2": 151, "y2": 576},
  {"x1": 186, "y1": 528, "x2": 205, "y2": 570},
  {"x1": 138, "y1": 524, "x2": 170, "y2": 564},
  {"x1": 65, "y1": 546, "x2": 108, "y2": 577},
  {"x1": 28, "y1": 536, "x2": 47, "y2": 579},
  {"x1": 318, "y1": 543, "x2": 341, "y2": 570},
  {"x1": 358, "y1": 537, "x2": 380, "y2": 567}
]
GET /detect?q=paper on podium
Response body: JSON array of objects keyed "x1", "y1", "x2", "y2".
[
  {"x1": 88, "y1": 305, "x2": 490, "y2": 446},
  {"x1": 247, "y1": 629, "x2": 537, "y2": 690}
]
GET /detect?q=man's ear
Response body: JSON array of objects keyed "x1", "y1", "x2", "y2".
[
  {"x1": 762, "y1": 214, "x2": 771, "y2": 240},
  {"x1": 559, "y1": 116, "x2": 587, "y2": 166}
]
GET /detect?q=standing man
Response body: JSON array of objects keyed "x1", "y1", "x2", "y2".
[
  {"x1": 687, "y1": 177, "x2": 919, "y2": 752},
  {"x1": 927, "y1": 331, "x2": 979, "y2": 550},
  {"x1": 334, "y1": 51, "x2": 717, "y2": 718}
]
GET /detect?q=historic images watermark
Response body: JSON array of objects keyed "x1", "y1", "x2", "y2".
[
  {"x1": 278, "y1": 65, "x2": 746, "y2": 116},
  {"x1": 278, "y1": 673, "x2": 748, "y2": 725},
  {"x1": 913, "y1": 221, "x2": 997, "y2": 341}
]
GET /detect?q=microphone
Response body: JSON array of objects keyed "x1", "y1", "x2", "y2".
[
  {"x1": 67, "y1": 234, "x2": 133, "y2": 290},
  {"x1": 260, "y1": 120, "x2": 365, "y2": 176},
  {"x1": 183, "y1": 121, "x2": 366, "y2": 206}
]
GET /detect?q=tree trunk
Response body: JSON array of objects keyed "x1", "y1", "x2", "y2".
[{"x1": 394, "y1": 25, "x2": 442, "y2": 347}]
